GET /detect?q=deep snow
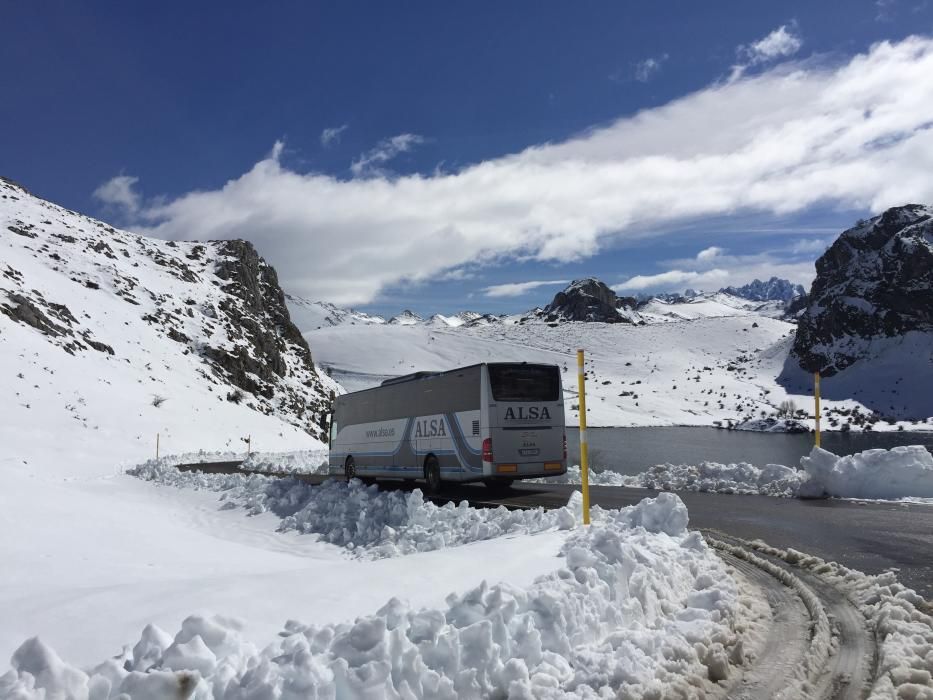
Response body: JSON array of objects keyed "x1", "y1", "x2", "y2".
[{"x1": 0, "y1": 486, "x2": 751, "y2": 699}]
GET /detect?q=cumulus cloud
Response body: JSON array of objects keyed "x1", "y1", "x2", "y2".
[
  {"x1": 696, "y1": 246, "x2": 724, "y2": 262},
  {"x1": 616, "y1": 269, "x2": 730, "y2": 292},
  {"x1": 320, "y1": 125, "x2": 348, "y2": 148},
  {"x1": 350, "y1": 133, "x2": 424, "y2": 177},
  {"x1": 634, "y1": 54, "x2": 669, "y2": 83},
  {"x1": 730, "y1": 24, "x2": 802, "y2": 80},
  {"x1": 482, "y1": 279, "x2": 569, "y2": 298},
  {"x1": 93, "y1": 175, "x2": 141, "y2": 214},
  {"x1": 125, "y1": 36, "x2": 933, "y2": 305}
]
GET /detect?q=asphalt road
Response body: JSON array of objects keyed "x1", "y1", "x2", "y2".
[
  {"x1": 444, "y1": 481, "x2": 933, "y2": 599},
  {"x1": 177, "y1": 463, "x2": 933, "y2": 599}
]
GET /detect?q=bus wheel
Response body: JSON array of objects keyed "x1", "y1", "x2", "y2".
[
  {"x1": 345, "y1": 456, "x2": 356, "y2": 482},
  {"x1": 484, "y1": 478, "x2": 514, "y2": 494},
  {"x1": 424, "y1": 455, "x2": 442, "y2": 494}
]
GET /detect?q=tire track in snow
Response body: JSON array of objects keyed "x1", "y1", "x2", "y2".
[
  {"x1": 709, "y1": 532, "x2": 876, "y2": 700},
  {"x1": 719, "y1": 552, "x2": 811, "y2": 699}
]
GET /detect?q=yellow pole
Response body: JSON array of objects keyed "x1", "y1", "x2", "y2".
[
  {"x1": 576, "y1": 349, "x2": 591, "y2": 525},
  {"x1": 814, "y1": 371, "x2": 821, "y2": 448},
  {"x1": 156, "y1": 432, "x2": 160, "y2": 460}
]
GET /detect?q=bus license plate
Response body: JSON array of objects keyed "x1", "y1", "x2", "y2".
[{"x1": 519, "y1": 448, "x2": 540, "y2": 456}]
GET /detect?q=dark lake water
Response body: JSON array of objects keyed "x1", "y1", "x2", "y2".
[{"x1": 566, "y1": 427, "x2": 933, "y2": 476}]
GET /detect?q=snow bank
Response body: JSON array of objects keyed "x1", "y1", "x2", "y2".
[
  {"x1": 530, "y1": 464, "x2": 631, "y2": 487},
  {"x1": 625, "y1": 462, "x2": 805, "y2": 497},
  {"x1": 536, "y1": 462, "x2": 805, "y2": 497},
  {"x1": 129, "y1": 463, "x2": 578, "y2": 558},
  {"x1": 732, "y1": 416, "x2": 809, "y2": 433},
  {"x1": 0, "y1": 493, "x2": 750, "y2": 699},
  {"x1": 133, "y1": 449, "x2": 330, "y2": 475},
  {"x1": 240, "y1": 448, "x2": 329, "y2": 475},
  {"x1": 539, "y1": 445, "x2": 933, "y2": 501},
  {"x1": 799, "y1": 445, "x2": 933, "y2": 500}
]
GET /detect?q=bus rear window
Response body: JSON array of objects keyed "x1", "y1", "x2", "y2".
[{"x1": 488, "y1": 364, "x2": 560, "y2": 402}]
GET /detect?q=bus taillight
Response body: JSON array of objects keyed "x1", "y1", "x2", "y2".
[
  {"x1": 563, "y1": 432, "x2": 567, "y2": 460},
  {"x1": 482, "y1": 438, "x2": 493, "y2": 462}
]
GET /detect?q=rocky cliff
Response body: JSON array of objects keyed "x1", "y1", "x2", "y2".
[
  {"x1": 793, "y1": 204, "x2": 933, "y2": 375},
  {"x1": 541, "y1": 278, "x2": 642, "y2": 324}
]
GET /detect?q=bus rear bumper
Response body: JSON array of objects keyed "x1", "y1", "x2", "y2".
[{"x1": 489, "y1": 461, "x2": 566, "y2": 478}]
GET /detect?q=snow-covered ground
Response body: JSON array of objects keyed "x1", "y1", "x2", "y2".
[
  {"x1": 303, "y1": 315, "x2": 933, "y2": 431},
  {"x1": 1, "y1": 468, "x2": 754, "y2": 699}
]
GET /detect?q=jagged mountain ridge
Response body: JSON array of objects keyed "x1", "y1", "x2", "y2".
[
  {"x1": 1, "y1": 176, "x2": 333, "y2": 440},
  {"x1": 720, "y1": 277, "x2": 806, "y2": 303},
  {"x1": 793, "y1": 204, "x2": 933, "y2": 376}
]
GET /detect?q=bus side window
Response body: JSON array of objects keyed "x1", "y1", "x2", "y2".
[{"x1": 329, "y1": 416, "x2": 337, "y2": 448}]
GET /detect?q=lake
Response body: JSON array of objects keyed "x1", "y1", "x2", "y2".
[{"x1": 565, "y1": 426, "x2": 933, "y2": 476}]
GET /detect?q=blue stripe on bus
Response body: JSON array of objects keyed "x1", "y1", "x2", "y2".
[
  {"x1": 447, "y1": 413, "x2": 483, "y2": 472},
  {"x1": 452, "y1": 414, "x2": 482, "y2": 455}
]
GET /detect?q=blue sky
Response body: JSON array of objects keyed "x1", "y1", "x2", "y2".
[{"x1": 3, "y1": 1, "x2": 933, "y2": 316}]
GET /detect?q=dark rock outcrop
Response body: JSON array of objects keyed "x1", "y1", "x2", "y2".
[
  {"x1": 542, "y1": 278, "x2": 642, "y2": 324},
  {"x1": 204, "y1": 240, "x2": 329, "y2": 435},
  {"x1": 792, "y1": 204, "x2": 933, "y2": 375}
]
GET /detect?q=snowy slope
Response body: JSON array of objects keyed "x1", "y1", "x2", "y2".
[
  {"x1": 1, "y1": 177, "x2": 337, "y2": 477},
  {"x1": 306, "y1": 315, "x2": 932, "y2": 431},
  {"x1": 637, "y1": 292, "x2": 778, "y2": 322},
  {"x1": 283, "y1": 295, "x2": 387, "y2": 329}
]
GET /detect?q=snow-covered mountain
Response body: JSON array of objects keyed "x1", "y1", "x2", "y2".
[
  {"x1": 720, "y1": 277, "x2": 806, "y2": 303},
  {"x1": 1, "y1": 176, "x2": 335, "y2": 470},
  {"x1": 285, "y1": 295, "x2": 388, "y2": 329},
  {"x1": 637, "y1": 291, "x2": 786, "y2": 322},
  {"x1": 793, "y1": 204, "x2": 933, "y2": 376},
  {"x1": 540, "y1": 278, "x2": 643, "y2": 324}
]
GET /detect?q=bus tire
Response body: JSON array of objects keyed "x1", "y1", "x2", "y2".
[
  {"x1": 484, "y1": 478, "x2": 514, "y2": 494},
  {"x1": 424, "y1": 455, "x2": 442, "y2": 494},
  {"x1": 345, "y1": 456, "x2": 356, "y2": 482}
]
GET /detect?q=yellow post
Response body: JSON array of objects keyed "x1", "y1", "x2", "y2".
[
  {"x1": 576, "y1": 349, "x2": 591, "y2": 525},
  {"x1": 156, "y1": 432, "x2": 160, "y2": 460},
  {"x1": 814, "y1": 371, "x2": 821, "y2": 448}
]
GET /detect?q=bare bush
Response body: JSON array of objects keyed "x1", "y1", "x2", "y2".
[
  {"x1": 151, "y1": 395, "x2": 168, "y2": 408},
  {"x1": 777, "y1": 399, "x2": 797, "y2": 417}
]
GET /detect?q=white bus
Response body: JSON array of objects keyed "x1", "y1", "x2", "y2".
[{"x1": 328, "y1": 362, "x2": 567, "y2": 492}]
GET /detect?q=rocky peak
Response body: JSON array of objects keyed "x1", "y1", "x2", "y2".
[
  {"x1": 721, "y1": 277, "x2": 806, "y2": 303},
  {"x1": 542, "y1": 278, "x2": 642, "y2": 324},
  {"x1": 793, "y1": 204, "x2": 933, "y2": 375},
  {"x1": 389, "y1": 310, "x2": 424, "y2": 325}
]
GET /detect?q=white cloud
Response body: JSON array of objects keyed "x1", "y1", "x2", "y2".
[
  {"x1": 622, "y1": 243, "x2": 821, "y2": 294},
  {"x1": 634, "y1": 54, "x2": 669, "y2": 83},
  {"x1": 696, "y1": 246, "x2": 724, "y2": 261},
  {"x1": 731, "y1": 24, "x2": 802, "y2": 80},
  {"x1": 615, "y1": 269, "x2": 729, "y2": 292},
  {"x1": 482, "y1": 279, "x2": 569, "y2": 298},
  {"x1": 350, "y1": 133, "x2": 424, "y2": 177},
  {"x1": 320, "y1": 125, "x2": 348, "y2": 148},
  {"x1": 788, "y1": 237, "x2": 831, "y2": 254},
  {"x1": 128, "y1": 36, "x2": 933, "y2": 305},
  {"x1": 93, "y1": 175, "x2": 141, "y2": 214}
]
